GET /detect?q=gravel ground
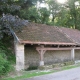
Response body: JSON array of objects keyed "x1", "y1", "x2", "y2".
[{"x1": 24, "y1": 67, "x2": 80, "y2": 80}]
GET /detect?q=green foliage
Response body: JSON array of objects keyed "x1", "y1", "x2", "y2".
[
  {"x1": 0, "y1": 49, "x2": 11, "y2": 76},
  {"x1": 0, "y1": 14, "x2": 28, "y2": 39},
  {"x1": 0, "y1": 0, "x2": 80, "y2": 30},
  {"x1": 39, "y1": 7, "x2": 50, "y2": 24},
  {"x1": 0, "y1": 41, "x2": 15, "y2": 76},
  {"x1": 40, "y1": 0, "x2": 80, "y2": 29},
  {"x1": 0, "y1": 39, "x2": 16, "y2": 63},
  {"x1": 20, "y1": 7, "x2": 40, "y2": 22}
]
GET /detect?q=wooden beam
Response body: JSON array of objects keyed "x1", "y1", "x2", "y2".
[
  {"x1": 20, "y1": 41, "x2": 76, "y2": 45},
  {"x1": 74, "y1": 47, "x2": 80, "y2": 49},
  {"x1": 36, "y1": 47, "x2": 80, "y2": 51}
]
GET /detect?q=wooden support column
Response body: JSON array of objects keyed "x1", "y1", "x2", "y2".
[
  {"x1": 36, "y1": 45, "x2": 46, "y2": 66},
  {"x1": 15, "y1": 42, "x2": 25, "y2": 71},
  {"x1": 71, "y1": 48, "x2": 75, "y2": 61},
  {"x1": 40, "y1": 50, "x2": 46, "y2": 66}
]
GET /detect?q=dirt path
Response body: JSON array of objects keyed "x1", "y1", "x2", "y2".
[{"x1": 24, "y1": 67, "x2": 80, "y2": 80}]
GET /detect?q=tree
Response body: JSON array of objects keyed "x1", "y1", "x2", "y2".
[
  {"x1": 0, "y1": 0, "x2": 39, "y2": 38},
  {"x1": 55, "y1": 7, "x2": 70, "y2": 27},
  {"x1": 45, "y1": 0, "x2": 80, "y2": 29},
  {"x1": 0, "y1": 0, "x2": 31, "y2": 76},
  {"x1": 39, "y1": 7, "x2": 50, "y2": 24},
  {"x1": 67, "y1": 0, "x2": 80, "y2": 29},
  {"x1": 19, "y1": 6, "x2": 40, "y2": 22},
  {"x1": 0, "y1": 14, "x2": 28, "y2": 39},
  {"x1": 47, "y1": 0, "x2": 61, "y2": 23}
]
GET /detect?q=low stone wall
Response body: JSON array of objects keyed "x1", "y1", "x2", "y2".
[
  {"x1": 44, "y1": 50, "x2": 71, "y2": 65},
  {"x1": 25, "y1": 45, "x2": 80, "y2": 69}
]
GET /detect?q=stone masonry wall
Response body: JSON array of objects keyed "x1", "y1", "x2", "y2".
[
  {"x1": 25, "y1": 45, "x2": 39, "y2": 68},
  {"x1": 25, "y1": 45, "x2": 80, "y2": 68},
  {"x1": 44, "y1": 50, "x2": 71, "y2": 65},
  {"x1": 25, "y1": 45, "x2": 75, "y2": 68},
  {"x1": 75, "y1": 50, "x2": 80, "y2": 60}
]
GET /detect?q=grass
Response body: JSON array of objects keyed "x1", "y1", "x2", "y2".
[
  {"x1": 2, "y1": 63, "x2": 80, "y2": 80},
  {"x1": 2, "y1": 71, "x2": 54, "y2": 80}
]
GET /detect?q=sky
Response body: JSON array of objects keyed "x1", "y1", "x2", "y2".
[{"x1": 57, "y1": 0, "x2": 67, "y2": 4}]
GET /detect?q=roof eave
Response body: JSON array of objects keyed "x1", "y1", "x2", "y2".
[{"x1": 20, "y1": 41, "x2": 76, "y2": 45}]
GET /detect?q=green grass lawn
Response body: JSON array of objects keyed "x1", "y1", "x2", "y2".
[{"x1": 2, "y1": 63, "x2": 80, "y2": 80}]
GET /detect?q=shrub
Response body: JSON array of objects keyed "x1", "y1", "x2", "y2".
[
  {"x1": 0, "y1": 41, "x2": 15, "y2": 77},
  {"x1": 0, "y1": 52, "x2": 12, "y2": 76},
  {"x1": 0, "y1": 40, "x2": 16, "y2": 63}
]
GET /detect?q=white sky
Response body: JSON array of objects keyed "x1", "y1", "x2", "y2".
[
  {"x1": 57, "y1": 0, "x2": 67, "y2": 4},
  {"x1": 37, "y1": 0, "x2": 79, "y2": 8}
]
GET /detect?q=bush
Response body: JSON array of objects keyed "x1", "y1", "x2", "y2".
[
  {"x1": 0, "y1": 41, "x2": 15, "y2": 77},
  {"x1": 0, "y1": 52, "x2": 12, "y2": 76}
]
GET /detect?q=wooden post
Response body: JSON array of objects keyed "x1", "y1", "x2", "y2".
[
  {"x1": 39, "y1": 50, "x2": 46, "y2": 66},
  {"x1": 71, "y1": 48, "x2": 75, "y2": 61},
  {"x1": 36, "y1": 45, "x2": 46, "y2": 66}
]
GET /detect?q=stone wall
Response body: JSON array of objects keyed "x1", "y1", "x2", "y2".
[
  {"x1": 25, "y1": 45, "x2": 74, "y2": 68},
  {"x1": 25, "y1": 45, "x2": 39, "y2": 68},
  {"x1": 75, "y1": 50, "x2": 80, "y2": 60},
  {"x1": 25, "y1": 45, "x2": 80, "y2": 68},
  {"x1": 44, "y1": 50, "x2": 71, "y2": 65}
]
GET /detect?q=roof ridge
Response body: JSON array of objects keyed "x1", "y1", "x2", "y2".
[{"x1": 56, "y1": 27, "x2": 76, "y2": 44}]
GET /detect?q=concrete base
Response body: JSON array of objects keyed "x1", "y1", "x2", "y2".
[{"x1": 40, "y1": 61, "x2": 44, "y2": 66}]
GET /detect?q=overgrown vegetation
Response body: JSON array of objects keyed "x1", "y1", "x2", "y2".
[{"x1": 0, "y1": 40, "x2": 15, "y2": 77}]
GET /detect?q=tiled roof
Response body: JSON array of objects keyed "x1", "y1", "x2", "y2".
[
  {"x1": 14, "y1": 22, "x2": 79, "y2": 45},
  {"x1": 59, "y1": 27, "x2": 80, "y2": 45}
]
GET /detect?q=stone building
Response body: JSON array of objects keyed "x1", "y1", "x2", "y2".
[{"x1": 13, "y1": 22, "x2": 80, "y2": 71}]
